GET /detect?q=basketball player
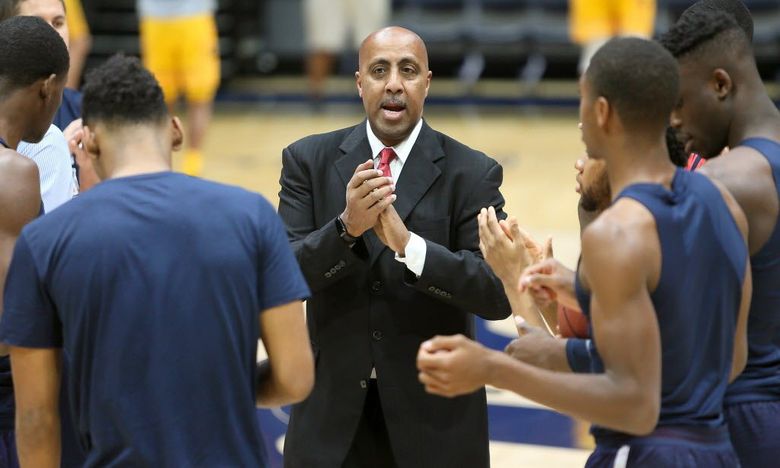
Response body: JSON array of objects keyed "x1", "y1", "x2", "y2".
[
  {"x1": 0, "y1": 55, "x2": 314, "y2": 466},
  {"x1": 569, "y1": 0, "x2": 656, "y2": 74},
  {"x1": 0, "y1": 15, "x2": 68, "y2": 468},
  {"x1": 137, "y1": 0, "x2": 220, "y2": 176},
  {"x1": 63, "y1": 0, "x2": 90, "y2": 89},
  {"x1": 511, "y1": 0, "x2": 759, "y2": 376},
  {"x1": 661, "y1": 7, "x2": 780, "y2": 466},
  {"x1": 417, "y1": 37, "x2": 752, "y2": 467},
  {"x1": 0, "y1": 0, "x2": 81, "y2": 208}
]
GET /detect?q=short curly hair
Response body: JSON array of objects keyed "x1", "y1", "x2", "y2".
[
  {"x1": 82, "y1": 54, "x2": 168, "y2": 127},
  {"x1": 659, "y1": 8, "x2": 746, "y2": 60},
  {"x1": 0, "y1": 15, "x2": 69, "y2": 90},
  {"x1": 681, "y1": 0, "x2": 753, "y2": 41}
]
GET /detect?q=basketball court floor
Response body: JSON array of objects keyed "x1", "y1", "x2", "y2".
[{"x1": 188, "y1": 102, "x2": 592, "y2": 467}]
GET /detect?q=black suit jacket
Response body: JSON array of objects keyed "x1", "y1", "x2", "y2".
[{"x1": 278, "y1": 121, "x2": 511, "y2": 468}]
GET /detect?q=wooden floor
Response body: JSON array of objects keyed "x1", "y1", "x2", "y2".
[{"x1": 193, "y1": 104, "x2": 591, "y2": 467}]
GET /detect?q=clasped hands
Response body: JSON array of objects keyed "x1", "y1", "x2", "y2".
[
  {"x1": 413, "y1": 208, "x2": 584, "y2": 398},
  {"x1": 340, "y1": 160, "x2": 409, "y2": 255}
]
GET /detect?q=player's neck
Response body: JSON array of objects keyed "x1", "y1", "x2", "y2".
[
  {"x1": 100, "y1": 130, "x2": 172, "y2": 180},
  {"x1": 606, "y1": 136, "x2": 675, "y2": 197},
  {"x1": 729, "y1": 92, "x2": 780, "y2": 147},
  {"x1": 0, "y1": 115, "x2": 26, "y2": 150}
]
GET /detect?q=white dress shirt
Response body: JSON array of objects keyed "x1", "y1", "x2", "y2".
[
  {"x1": 18, "y1": 124, "x2": 78, "y2": 213},
  {"x1": 365, "y1": 119, "x2": 427, "y2": 277}
]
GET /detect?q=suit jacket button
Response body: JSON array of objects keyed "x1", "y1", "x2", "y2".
[
  {"x1": 428, "y1": 286, "x2": 436, "y2": 292},
  {"x1": 360, "y1": 380, "x2": 367, "y2": 389},
  {"x1": 370, "y1": 281, "x2": 382, "y2": 294},
  {"x1": 372, "y1": 330, "x2": 383, "y2": 341}
]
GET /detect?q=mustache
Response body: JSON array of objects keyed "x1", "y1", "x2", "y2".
[{"x1": 381, "y1": 99, "x2": 406, "y2": 108}]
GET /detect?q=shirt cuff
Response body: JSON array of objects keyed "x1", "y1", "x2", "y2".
[{"x1": 395, "y1": 232, "x2": 426, "y2": 277}]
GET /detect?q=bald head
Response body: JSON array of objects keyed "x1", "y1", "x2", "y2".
[
  {"x1": 355, "y1": 26, "x2": 432, "y2": 147},
  {"x1": 359, "y1": 27, "x2": 429, "y2": 72}
]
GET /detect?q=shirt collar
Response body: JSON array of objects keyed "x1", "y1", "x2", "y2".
[{"x1": 365, "y1": 118, "x2": 424, "y2": 164}]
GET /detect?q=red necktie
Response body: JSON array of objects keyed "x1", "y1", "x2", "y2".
[{"x1": 379, "y1": 147, "x2": 397, "y2": 179}]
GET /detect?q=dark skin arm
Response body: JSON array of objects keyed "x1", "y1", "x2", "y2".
[
  {"x1": 255, "y1": 301, "x2": 314, "y2": 407},
  {"x1": 0, "y1": 152, "x2": 42, "y2": 356},
  {"x1": 705, "y1": 177, "x2": 752, "y2": 382},
  {"x1": 700, "y1": 147, "x2": 778, "y2": 256},
  {"x1": 504, "y1": 321, "x2": 572, "y2": 372},
  {"x1": 417, "y1": 200, "x2": 663, "y2": 435},
  {"x1": 11, "y1": 347, "x2": 61, "y2": 468}
]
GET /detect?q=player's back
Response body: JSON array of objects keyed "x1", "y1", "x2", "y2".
[
  {"x1": 581, "y1": 168, "x2": 747, "y2": 444},
  {"x1": 20, "y1": 172, "x2": 279, "y2": 466}
]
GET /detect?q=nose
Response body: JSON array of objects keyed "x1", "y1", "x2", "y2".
[{"x1": 385, "y1": 68, "x2": 403, "y2": 95}]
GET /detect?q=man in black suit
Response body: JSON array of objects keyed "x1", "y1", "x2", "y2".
[{"x1": 278, "y1": 26, "x2": 511, "y2": 468}]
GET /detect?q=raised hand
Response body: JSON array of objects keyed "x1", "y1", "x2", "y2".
[
  {"x1": 341, "y1": 160, "x2": 395, "y2": 237},
  {"x1": 479, "y1": 207, "x2": 551, "y2": 287},
  {"x1": 374, "y1": 204, "x2": 411, "y2": 255},
  {"x1": 519, "y1": 258, "x2": 579, "y2": 311}
]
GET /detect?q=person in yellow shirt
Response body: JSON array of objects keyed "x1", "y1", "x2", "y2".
[
  {"x1": 138, "y1": 0, "x2": 219, "y2": 176},
  {"x1": 569, "y1": 0, "x2": 656, "y2": 74},
  {"x1": 63, "y1": 0, "x2": 90, "y2": 89}
]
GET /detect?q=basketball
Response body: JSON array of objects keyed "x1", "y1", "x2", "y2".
[{"x1": 557, "y1": 304, "x2": 590, "y2": 338}]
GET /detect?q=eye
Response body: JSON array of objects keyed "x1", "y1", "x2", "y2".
[{"x1": 372, "y1": 66, "x2": 386, "y2": 75}]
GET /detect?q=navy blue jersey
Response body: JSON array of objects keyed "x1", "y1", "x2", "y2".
[
  {"x1": 0, "y1": 172, "x2": 310, "y2": 467},
  {"x1": 53, "y1": 88, "x2": 82, "y2": 131},
  {"x1": 726, "y1": 138, "x2": 780, "y2": 405},
  {"x1": 576, "y1": 168, "x2": 747, "y2": 440}
]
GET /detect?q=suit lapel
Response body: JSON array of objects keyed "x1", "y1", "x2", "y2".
[
  {"x1": 335, "y1": 122, "x2": 373, "y2": 188},
  {"x1": 368, "y1": 121, "x2": 444, "y2": 266},
  {"x1": 393, "y1": 121, "x2": 443, "y2": 222}
]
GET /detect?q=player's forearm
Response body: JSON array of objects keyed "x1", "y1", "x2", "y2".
[
  {"x1": 502, "y1": 283, "x2": 550, "y2": 331},
  {"x1": 255, "y1": 360, "x2": 313, "y2": 408},
  {"x1": 486, "y1": 351, "x2": 658, "y2": 435},
  {"x1": 16, "y1": 407, "x2": 60, "y2": 468}
]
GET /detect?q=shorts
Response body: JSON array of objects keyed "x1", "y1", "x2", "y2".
[
  {"x1": 569, "y1": 0, "x2": 656, "y2": 44},
  {"x1": 726, "y1": 399, "x2": 780, "y2": 468},
  {"x1": 0, "y1": 431, "x2": 19, "y2": 468},
  {"x1": 304, "y1": 0, "x2": 390, "y2": 52},
  {"x1": 64, "y1": 0, "x2": 90, "y2": 42},
  {"x1": 586, "y1": 426, "x2": 738, "y2": 468},
  {"x1": 140, "y1": 13, "x2": 220, "y2": 104}
]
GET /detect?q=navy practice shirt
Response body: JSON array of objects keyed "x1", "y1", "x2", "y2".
[
  {"x1": 0, "y1": 172, "x2": 310, "y2": 467},
  {"x1": 53, "y1": 88, "x2": 82, "y2": 131},
  {"x1": 725, "y1": 138, "x2": 780, "y2": 405},
  {"x1": 575, "y1": 169, "x2": 747, "y2": 441}
]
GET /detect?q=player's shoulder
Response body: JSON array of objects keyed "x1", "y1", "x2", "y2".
[
  {"x1": 699, "y1": 145, "x2": 771, "y2": 189},
  {"x1": 583, "y1": 199, "x2": 657, "y2": 260},
  {"x1": 0, "y1": 148, "x2": 39, "y2": 180},
  {"x1": 186, "y1": 174, "x2": 264, "y2": 201}
]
